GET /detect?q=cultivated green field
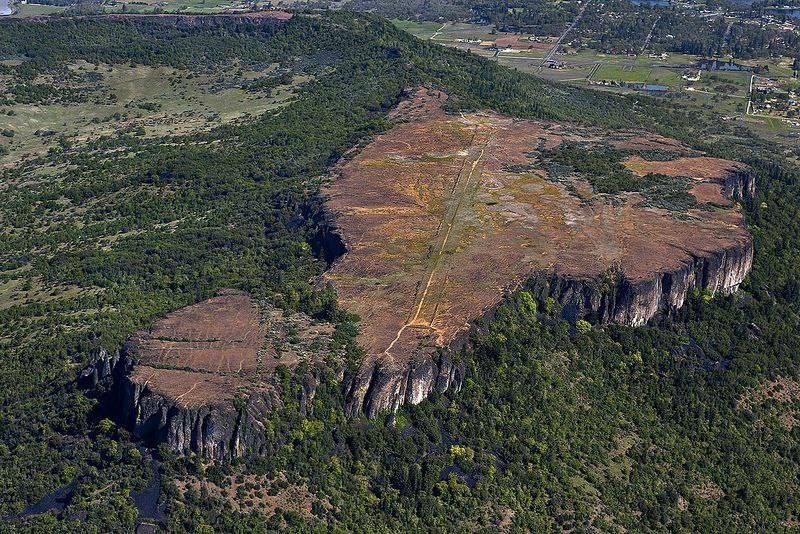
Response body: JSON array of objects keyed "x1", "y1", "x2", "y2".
[
  {"x1": 7, "y1": 2, "x2": 67, "y2": 16},
  {"x1": 593, "y1": 64, "x2": 651, "y2": 82},
  {"x1": 390, "y1": 19, "x2": 443, "y2": 39}
]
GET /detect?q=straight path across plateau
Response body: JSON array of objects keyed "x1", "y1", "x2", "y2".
[{"x1": 382, "y1": 126, "x2": 492, "y2": 356}]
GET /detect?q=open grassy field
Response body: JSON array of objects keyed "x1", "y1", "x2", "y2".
[
  {"x1": 383, "y1": 19, "x2": 800, "y2": 150},
  {"x1": 593, "y1": 64, "x2": 651, "y2": 83},
  {"x1": 390, "y1": 19, "x2": 443, "y2": 39},
  {"x1": 0, "y1": 61, "x2": 308, "y2": 162},
  {"x1": 111, "y1": 0, "x2": 249, "y2": 13},
  {"x1": 7, "y1": 3, "x2": 67, "y2": 16},
  {"x1": 394, "y1": 20, "x2": 497, "y2": 44},
  {"x1": 6, "y1": 0, "x2": 275, "y2": 16},
  {"x1": 432, "y1": 21, "x2": 495, "y2": 41}
]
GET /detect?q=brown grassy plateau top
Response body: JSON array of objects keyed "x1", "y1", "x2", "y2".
[
  {"x1": 125, "y1": 289, "x2": 334, "y2": 408},
  {"x1": 322, "y1": 88, "x2": 752, "y2": 380}
]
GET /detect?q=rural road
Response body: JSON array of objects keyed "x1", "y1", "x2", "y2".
[
  {"x1": 538, "y1": 0, "x2": 592, "y2": 71},
  {"x1": 641, "y1": 15, "x2": 660, "y2": 54}
]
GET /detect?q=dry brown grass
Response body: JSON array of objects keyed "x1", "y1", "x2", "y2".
[
  {"x1": 324, "y1": 88, "x2": 752, "y2": 382},
  {"x1": 126, "y1": 289, "x2": 336, "y2": 407},
  {"x1": 737, "y1": 377, "x2": 800, "y2": 430}
]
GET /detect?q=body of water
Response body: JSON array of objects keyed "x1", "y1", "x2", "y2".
[
  {"x1": 727, "y1": 0, "x2": 800, "y2": 16},
  {"x1": 622, "y1": 82, "x2": 670, "y2": 92},
  {"x1": 0, "y1": 0, "x2": 12, "y2": 16}
]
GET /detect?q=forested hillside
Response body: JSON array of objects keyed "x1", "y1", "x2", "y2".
[{"x1": 0, "y1": 12, "x2": 798, "y2": 532}]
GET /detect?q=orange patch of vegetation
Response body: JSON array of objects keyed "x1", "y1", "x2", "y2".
[
  {"x1": 624, "y1": 155, "x2": 751, "y2": 205},
  {"x1": 129, "y1": 367, "x2": 242, "y2": 409},
  {"x1": 692, "y1": 481, "x2": 725, "y2": 501},
  {"x1": 624, "y1": 155, "x2": 747, "y2": 181},
  {"x1": 323, "y1": 88, "x2": 751, "y2": 384},
  {"x1": 130, "y1": 289, "x2": 265, "y2": 374},
  {"x1": 738, "y1": 377, "x2": 800, "y2": 430},
  {"x1": 740, "y1": 377, "x2": 800, "y2": 406}
]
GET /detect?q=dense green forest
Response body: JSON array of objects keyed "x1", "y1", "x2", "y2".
[
  {"x1": 0, "y1": 12, "x2": 799, "y2": 532},
  {"x1": 471, "y1": 0, "x2": 800, "y2": 58}
]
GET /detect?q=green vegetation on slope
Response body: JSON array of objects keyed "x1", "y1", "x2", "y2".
[{"x1": 0, "y1": 11, "x2": 798, "y2": 532}]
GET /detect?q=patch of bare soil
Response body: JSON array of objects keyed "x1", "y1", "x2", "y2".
[
  {"x1": 175, "y1": 472, "x2": 328, "y2": 518},
  {"x1": 692, "y1": 481, "x2": 725, "y2": 501},
  {"x1": 737, "y1": 377, "x2": 800, "y2": 430}
]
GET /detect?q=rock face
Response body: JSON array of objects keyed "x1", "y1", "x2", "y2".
[
  {"x1": 323, "y1": 88, "x2": 755, "y2": 418},
  {"x1": 526, "y1": 241, "x2": 753, "y2": 326},
  {"x1": 84, "y1": 290, "x2": 336, "y2": 459},
  {"x1": 86, "y1": 91, "x2": 757, "y2": 433},
  {"x1": 84, "y1": 348, "x2": 282, "y2": 459},
  {"x1": 345, "y1": 350, "x2": 465, "y2": 417}
]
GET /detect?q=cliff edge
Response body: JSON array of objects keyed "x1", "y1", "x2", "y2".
[
  {"x1": 323, "y1": 88, "x2": 755, "y2": 417},
  {"x1": 84, "y1": 290, "x2": 337, "y2": 459}
]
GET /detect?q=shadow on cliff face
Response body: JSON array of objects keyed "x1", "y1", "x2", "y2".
[
  {"x1": 298, "y1": 196, "x2": 347, "y2": 267},
  {"x1": 75, "y1": 353, "x2": 166, "y2": 529}
]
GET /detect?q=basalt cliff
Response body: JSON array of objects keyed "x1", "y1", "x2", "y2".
[
  {"x1": 323, "y1": 88, "x2": 754, "y2": 418},
  {"x1": 83, "y1": 290, "x2": 336, "y2": 459},
  {"x1": 86, "y1": 90, "x2": 755, "y2": 454}
]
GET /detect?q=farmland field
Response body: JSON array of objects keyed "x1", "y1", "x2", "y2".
[{"x1": 390, "y1": 19, "x2": 442, "y2": 38}]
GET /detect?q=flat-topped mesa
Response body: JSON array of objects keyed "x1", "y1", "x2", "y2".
[
  {"x1": 84, "y1": 289, "x2": 337, "y2": 459},
  {"x1": 3, "y1": 11, "x2": 293, "y2": 26},
  {"x1": 323, "y1": 88, "x2": 754, "y2": 418}
]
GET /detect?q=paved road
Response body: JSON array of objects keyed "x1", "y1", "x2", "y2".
[
  {"x1": 641, "y1": 15, "x2": 660, "y2": 54},
  {"x1": 538, "y1": 0, "x2": 592, "y2": 72}
]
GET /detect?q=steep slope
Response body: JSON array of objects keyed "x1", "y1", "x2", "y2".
[{"x1": 84, "y1": 290, "x2": 337, "y2": 459}]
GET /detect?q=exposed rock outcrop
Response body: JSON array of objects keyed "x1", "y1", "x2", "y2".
[
  {"x1": 345, "y1": 351, "x2": 464, "y2": 418},
  {"x1": 342, "y1": 234, "x2": 753, "y2": 417},
  {"x1": 528, "y1": 239, "x2": 753, "y2": 326},
  {"x1": 84, "y1": 290, "x2": 337, "y2": 459},
  {"x1": 84, "y1": 347, "x2": 328, "y2": 460},
  {"x1": 85, "y1": 91, "x2": 758, "y2": 438},
  {"x1": 120, "y1": 368, "x2": 282, "y2": 460},
  {"x1": 722, "y1": 168, "x2": 756, "y2": 201},
  {"x1": 83, "y1": 348, "x2": 286, "y2": 459},
  {"x1": 323, "y1": 88, "x2": 756, "y2": 419}
]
